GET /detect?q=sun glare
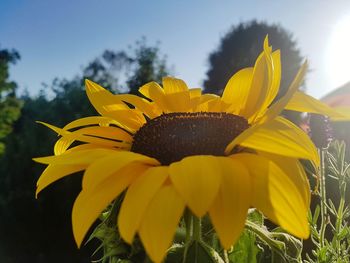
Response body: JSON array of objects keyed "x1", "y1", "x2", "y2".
[{"x1": 327, "y1": 16, "x2": 350, "y2": 89}]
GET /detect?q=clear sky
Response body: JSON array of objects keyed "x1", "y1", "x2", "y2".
[{"x1": 1, "y1": 0, "x2": 350, "y2": 98}]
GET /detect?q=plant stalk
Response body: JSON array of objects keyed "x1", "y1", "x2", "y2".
[
  {"x1": 319, "y1": 149, "x2": 328, "y2": 247},
  {"x1": 192, "y1": 215, "x2": 202, "y2": 241}
]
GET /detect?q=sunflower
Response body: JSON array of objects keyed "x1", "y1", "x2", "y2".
[{"x1": 34, "y1": 37, "x2": 348, "y2": 263}]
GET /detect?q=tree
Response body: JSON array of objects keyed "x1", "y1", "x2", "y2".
[
  {"x1": 0, "y1": 47, "x2": 22, "y2": 155},
  {"x1": 126, "y1": 38, "x2": 170, "y2": 95},
  {"x1": 204, "y1": 20, "x2": 303, "y2": 98}
]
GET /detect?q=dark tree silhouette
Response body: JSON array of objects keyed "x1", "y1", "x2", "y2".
[{"x1": 204, "y1": 20, "x2": 303, "y2": 98}]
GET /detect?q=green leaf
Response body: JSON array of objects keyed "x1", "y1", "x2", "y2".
[
  {"x1": 183, "y1": 241, "x2": 224, "y2": 263},
  {"x1": 164, "y1": 244, "x2": 184, "y2": 263},
  {"x1": 229, "y1": 229, "x2": 259, "y2": 263}
]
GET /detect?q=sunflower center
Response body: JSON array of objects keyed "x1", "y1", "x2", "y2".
[{"x1": 131, "y1": 112, "x2": 249, "y2": 165}]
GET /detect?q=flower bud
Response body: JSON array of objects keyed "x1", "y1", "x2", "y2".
[{"x1": 308, "y1": 113, "x2": 333, "y2": 148}]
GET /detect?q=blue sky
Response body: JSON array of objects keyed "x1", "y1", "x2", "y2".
[{"x1": 1, "y1": 0, "x2": 350, "y2": 98}]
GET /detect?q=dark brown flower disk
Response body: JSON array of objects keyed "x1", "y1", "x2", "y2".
[{"x1": 131, "y1": 112, "x2": 249, "y2": 165}]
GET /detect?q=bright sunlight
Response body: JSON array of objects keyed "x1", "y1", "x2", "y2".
[{"x1": 327, "y1": 15, "x2": 350, "y2": 89}]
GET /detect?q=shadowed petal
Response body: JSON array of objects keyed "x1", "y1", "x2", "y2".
[
  {"x1": 72, "y1": 163, "x2": 149, "y2": 247},
  {"x1": 169, "y1": 155, "x2": 222, "y2": 217},
  {"x1": 138, "y1": 184, "x2": 185, "y2": 263},
  {"x1": 209, "y1": 158, "x2": 251, "y2": 249},
  {"x1": 118, "y1": 166, "x2": 168, "y2": 243}
]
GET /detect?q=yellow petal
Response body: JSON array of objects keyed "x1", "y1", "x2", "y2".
[
  {"x1": 114, "y1": 94, "x2": 161, "y2": 119},
  {"x1": 258, "y1": 152, "x2": 311, "y2": 207},
  {"x1": 63, "y1": 116, "x2": 118, "y2": 130},
  {"x1": 189, "y1": 88, "x2": 202, "y2": 98},
  {"x1": 54, "y1": 142, "x2": 108, "y2": 156},
  {"x1": 33, "y1": 148, "x2": 116, "y2": 165},
  {"x1": 330, "y1": 107, "x2": 350, "y2": 121},
  {"x1": 226, "y1": 117, "x2": 319, "y2": 166},
  {"x1": 222, "y1": 67, "x2": 253, "y2": 115},
  {"x1": 82, "y1": 151, "x2": 159, "y2": 191},
  {"x1": 257, "y1": 61, "x2": 308, "y2": 124},
  {"x1": 99, "y1": 108, "x2": 146, "y2": 132},
  {"x1": 242, "y1": 39, "x2": 273, "y2": 119},
  {"x1": 85, "y1": 80, "x2": 146, "y2": 131},
  {"x1": 189, "y1": 88, "x2": 202, "y2": 110},
  {"x1": 162, "y1": 77, "x2": 189, "y2": 94},
  {"x1": 36, "y1": 164, "x2": 86, "y2": 197},
  {"x1": 138, "y1": 81, "x2": 167, "y2": 110},
  {"x1": 209, "y1": 158, "x2": 251, "y2": 249},
  {"x1": 37, "y1": 122, "x2": 131, "y2": 149},
  {"x1": 206, "y1": 97, "x2": 230, "y2": 112},
  {"x1": 195, "y1": 94, "x2": 221, "y2": 112},
  {"x1": 118, "y1": 166, "x2": 168, "y2": 243},
  {"x1": 72, "y1": 163, "x2": 149, "y2": 247},
  {"x1": 260, "y1": 50, "x2": 281, "y2": 111},
  {"x1": 169, "y1": 155, "x2": 222, "y2": 217},
  {"x1": 54, "y1": 137, "x2": 74, "y2": 155},
  {"x1": 285, "y1": 91, "x2": 350, "y2": 120},
  {"x1": 233, "y1": 153, "x2": 310, "y2": 239},
  {"x1": 73, "y1": 126, "x2": 132, "y2": 143},
  {"x1": 85, "y1": 79, "x2": 128, "y2": 115},
  {"x1": 138, "y1": 184, "x2": 185, "y2": 263},
  {"x1": 163, "y1": 91, "x2": 191, "y2": 112}
]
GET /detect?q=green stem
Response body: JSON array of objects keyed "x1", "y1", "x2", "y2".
[
  {"x1": 335, "y1": 183, "x2": 346, "y2": 255},
  {"x1": 319, "y1": 149, "x2": 328, "y2": 247},
  {"x1": 192, "y1": 215, "x2": 202, "y2": 241},
  {"x1": 184, "y1": 209, "x2": 193, "y2": 244}
]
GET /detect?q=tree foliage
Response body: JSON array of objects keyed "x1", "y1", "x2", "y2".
[
  {"x1": 126, "y1": 37, "x2": 169, "y2": 95},
  {"x1": 203, "y1": 20, "x2": 303, "y2": 97},
  {"x1": 0, "y1": 40, "x2": 169, "y2": 262},
  {"x1": 0, "y1": 48, "x2": 22, "y2": 155}
]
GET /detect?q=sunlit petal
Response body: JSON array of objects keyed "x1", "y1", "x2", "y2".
[
  {"x1": 162, "y1": 77, "x2": 189, "y2": 94},
  {"x1": 114, "y1": 94, "x2": 161, "y2": 119},
  {"x1": 233, "y1": 153, "x2": 309, "y2": 238},
  {"x1": 63, "y1": 116, "x2": 118, "y2": 131},
  {"x1": 226, "y1": 117, "x2": 319, "y2": 166},
  {"x1": 257, "y1": 61, "x2": 308, "y2": 124},
  {"x1": 258, "y1": 152, "x2": 311, "y2": 207},
  {"x1": 222, "y1": 67, "x2": 253, "y2": 115},
  {"x1": 85, "y1": 79, "x2": 128, "y2": 115},
  {"x1": 285, "y1": 91, "x2": 350, "y2": 120}
]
